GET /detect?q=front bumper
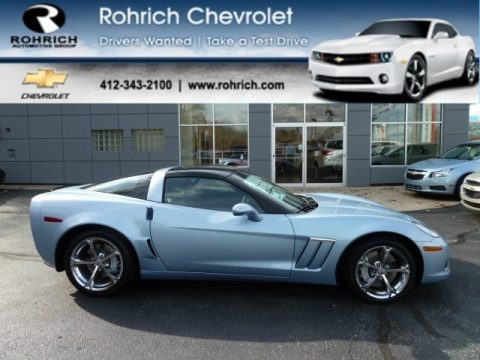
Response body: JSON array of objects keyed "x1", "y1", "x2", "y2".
[
  {"x1": 309, "y1": 58, "x2": 406, "y2": 94},
  {"x1": 404, "y1": 173, "x2": 456, "y2": 195},
  {"x1": 460, "y1": 183, "x2": 480, "y2": 212},
  {"x1": 421, "y1": 236, "x2": 450, "y2": 284}
]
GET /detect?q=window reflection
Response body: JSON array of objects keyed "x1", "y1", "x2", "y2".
[{"x1": 180, "y1": 104, "x2": 248, "y2": 166}]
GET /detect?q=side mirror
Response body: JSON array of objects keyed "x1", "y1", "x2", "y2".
[
  {"x1": 232, "y1": 203, "x2": 262, "y2": 222},
  {"x1": 433, "y1": 31, "x2": 449, "y2": 40}
]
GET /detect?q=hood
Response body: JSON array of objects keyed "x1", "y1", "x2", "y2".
[
  {"x1": 408, "y1": 158, "x2": 466, "y2": 171},
  {"x1": 313, "y1": 34, "x2": 415, "y2": 53},
  {"x1": 303, "y1": 193, "x2": 414, "y2": 221},
  {"x1": 466, "y1": 172, "x2": 480, "y2": 181}
]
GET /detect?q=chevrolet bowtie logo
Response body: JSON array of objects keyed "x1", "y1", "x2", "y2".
[
  {"x1": 334, "y1": 56, "x2": 344, "y2": 63},
  {"x1": 23, "y1": 69, "x2": 68, "y2": 88}
]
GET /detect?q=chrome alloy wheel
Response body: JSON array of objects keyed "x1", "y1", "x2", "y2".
[
  {"x1": 355, "y1": 245, "x2": 411, "y2": 300},
  {"x1": 70, "y1": 237, "x2": 123, "y2": 292},
  {"x1": 465, "y1": 53, "x2": 476, "y2": 84},
  {"x1": 405, "y1": 58, "x2": 426, "y2": 98}
]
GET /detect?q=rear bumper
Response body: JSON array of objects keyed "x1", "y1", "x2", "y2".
[{"x1": 309, "y1": 59, "x2": 405, "y2": 94}]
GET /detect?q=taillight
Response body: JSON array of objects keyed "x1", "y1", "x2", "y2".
[{"x1": 322, "y1": 150, "x2": 333, "y2": 156}]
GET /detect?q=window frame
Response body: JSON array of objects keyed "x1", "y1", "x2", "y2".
[
  {"x1": 162, "y1": 175, "x2": 264, "y2": 213},
  {"x1": 178, "y1": 104, "x2": 250, "y2": 167},
  {"x1": 370, "y1": 104, "x2": 443, "y2": 167}
]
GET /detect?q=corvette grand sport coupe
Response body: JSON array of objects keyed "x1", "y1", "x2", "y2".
[
  {"x1": 309, "y1": 18, "x2": 476, "y2": 101},
  {"x1": 30, "y1": 167, "x2": 449, "y2": 303}
]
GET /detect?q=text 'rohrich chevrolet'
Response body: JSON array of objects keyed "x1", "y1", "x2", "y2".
[
  {"x1": 30, "y1": 167, "x2": 449, "y2": 303},
  {"x1": 309, "y1": 18, "x2": 476, "y2": 101}
]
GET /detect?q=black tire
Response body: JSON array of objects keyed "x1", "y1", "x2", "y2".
[
  {"x1": 460, "y1": 51, "x2": 476, "y2": 85},
  {"x1": 455, "y1": 174, "x2": 470, "y2": 199},
  {"x1": 403, "y1": 55, "x2": 427, "y2": 102},
  {"x1": 343, "y1": 237, "x2": 417, "y2": 304},
  {"x1": 64, "y1": 229, "x2": 137, "y2": 296}
]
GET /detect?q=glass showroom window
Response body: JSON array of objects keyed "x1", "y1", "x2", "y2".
[
  {"x1": 306, "y1": 104, "x2": 345, "y2": 123},
  {"x1": 371, "y1": 104, "x2": 442, "y2": 166},
  {"x1": 180, "y1": 104, "x2": 248, "y2": 166},
  {"x1": 469, "y1": 104, "x2": 480, "y2": 140}
]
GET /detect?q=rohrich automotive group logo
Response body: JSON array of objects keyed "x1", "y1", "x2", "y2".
[
  {"x1": 10, "y1": 3, "x2": 77, "y2": 49},
  {"x1": 23, "y1": 4, "x2": 66, "y2": 33}
]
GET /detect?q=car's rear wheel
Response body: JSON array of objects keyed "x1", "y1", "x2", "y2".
[
  {"x1": 461, "y1": 51, "x2": 476, "y2": 85},
  {"x1": 344, "y1": 237, "x2": 417, "y2": 303},
  {"x1": 403, "y1": 55, "x2": 427, "y2": 102},
  {"x1": 64, "y1": 230, "x2": 137, "y2": 296}
]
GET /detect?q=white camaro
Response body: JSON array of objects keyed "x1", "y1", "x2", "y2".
[{"x1": 309, "y1": 18, "x2": 476, "y2": 101}]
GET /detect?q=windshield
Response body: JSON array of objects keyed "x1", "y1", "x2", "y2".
[
  {"x1": 440, "y1": 144, "x2": 480, "y2": 160},
  {"x1": 86, "y1": 173, "x2": 153, "y2": 199},
  {"x1": 359, "y1": 20, "x2": 431, "y2": 38},
  {"x1": 241, "y1": 174, "x2": 306, "y2": 212}
]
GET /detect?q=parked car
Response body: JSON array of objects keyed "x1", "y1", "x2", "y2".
[
  {"x1": 315, "y1": 139, "x2": 343, "y2": 168},
  {"x1": 218, "y1": 154, "x2": 248, "y2": 166},
  {"x1": 309, "y1": 18, "x2": 476, "y2": 101},
  {"x1": 460, "y1": 172, "x2": 480, "y2": 212},
  {"x1": 30, "y1": 167, "x2": 449, "y2": 303},
  {"x1": 372, "y1": 143, "x2": 438, "y2": 165},
  {"x1": 371, "y1": 141, "x2": 399, "y2": 156},
  {"x1": 0, "y1": 167, "x2": 5, "y2": 183},
  {"x1": 405, "y1": 141, "x2": 480, "y2": 196}
]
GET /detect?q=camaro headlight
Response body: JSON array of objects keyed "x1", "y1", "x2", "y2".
[
  {"x1": 413, "y1": 222, "x2": 440, "y2": 238},
  {"x1": 370, "y1": 52, "x2": 393, "y2": 63},
  {"x1": 430, "y1": 169, "x2": 453, "y2": 178},
  {"x1": 311, "y1": 51, "x2": 322, "y2": 61}
]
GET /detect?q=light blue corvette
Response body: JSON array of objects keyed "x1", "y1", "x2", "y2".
[
  {"x1": 30, "y1": 167, "x2": 449, "y2": 303},
  {"x1": 405, "y1": 141, "x2": 480, "y2": 196}
]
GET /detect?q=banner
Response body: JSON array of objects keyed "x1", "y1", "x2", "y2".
[{"x1": 0, "y1": 0, "x2": 478, "y2": 102}]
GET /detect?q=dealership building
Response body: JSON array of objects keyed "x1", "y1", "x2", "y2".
[{"x1": 0, "y1": 103, "x2": 474, "y2": 186}]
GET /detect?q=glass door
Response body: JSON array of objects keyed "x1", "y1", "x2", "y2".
[
  {"x1": 274, "y1": 126, "x2": 303, "y2": 184},
  {"x1": 306, "y1": 125, "x2": 344, "y2": 184}
]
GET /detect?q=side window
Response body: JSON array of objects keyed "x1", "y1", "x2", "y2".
[
  {"x1": 433, "y1": 23, "x2": 457, "y2": 38},
  {"x1": 164, "y1": 177, "x2": 264, "y2": 213}
]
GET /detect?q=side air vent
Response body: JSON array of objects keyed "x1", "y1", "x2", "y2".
[
  {"x1": 295, "y1": 237, "x2": 335, "y2": 270},
  {"x1": 146, "y1": 238, "x2": 159, "y2": 258}
]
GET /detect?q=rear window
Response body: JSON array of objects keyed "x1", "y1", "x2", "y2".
[{"x1": 86, "y1": 173, "x2": 153, "y2": 200}]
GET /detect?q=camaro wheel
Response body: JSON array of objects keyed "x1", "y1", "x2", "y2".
[
  {"x1": 403, "y1": 55, "x2": 427, "y2": 102},
  {"x1": 64, "y1": 230, "x2": 137, "y2": 296},
  {"x1": 461, "y1": 51, "x2": 476, "y2": 85},
  {"x1": 345, "y1": 238, "x2": 417, "y2": 303}
]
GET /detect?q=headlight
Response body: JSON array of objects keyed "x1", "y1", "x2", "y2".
[
  {"x1": 311, "y1": 51, "x2": 322, "y2": 61},
  {"x1": 413, "y1": 222, "x2": 440, "y2": 238},
  {"x1": 370, "y1": 52, "x2": 393, "y2": 63},
  {"x1": 431, "y1": 169, "x2": 453, "y2": 178}
]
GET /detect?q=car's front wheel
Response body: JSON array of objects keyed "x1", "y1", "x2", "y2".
[
  {"x1": 461, "y1": 51, "x2": 476, "y2": 85},
  {"x1": 64, "y1": 230, "x2": 137, "y2": 296},
  {"x1": 344, "y1": 237, "x2": 417, "y2": 303},
  {"x1": 403, "y1": 55, "x2": 427, "y2": 102}
]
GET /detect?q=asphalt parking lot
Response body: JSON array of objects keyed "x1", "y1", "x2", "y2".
[{"x1": 1, "y1": 190, "x2": 479, "y2": 360}]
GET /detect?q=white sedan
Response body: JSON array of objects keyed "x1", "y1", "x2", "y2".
[
  {"x1": 309, "y1": 18, "x2": 476, "y2": 101},
  {"x1": 460, "y1": 172, "x2": 480, "y2": 212}
]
